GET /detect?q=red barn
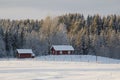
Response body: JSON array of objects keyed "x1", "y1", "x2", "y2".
[
  {"x1": 51, "y1": 45, "x2": 74, "y2": 55},
  {"x1": 16, "y1": 49, "x2": 35, "y2": 58}
]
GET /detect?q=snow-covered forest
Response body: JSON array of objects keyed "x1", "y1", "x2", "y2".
[{"x1": 0, "y1": 14, "x2": 120, "y2": 59}]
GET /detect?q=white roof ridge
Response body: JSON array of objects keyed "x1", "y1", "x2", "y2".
[
  {"x1": 52, "y1": 45, "x2": 74, "y2": 51},
  {"x1": 17, "y1": 49, "x2": 34, "y2": 54}
]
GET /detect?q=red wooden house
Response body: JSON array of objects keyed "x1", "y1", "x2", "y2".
[
  {"x1": 51, "y1": 45, "x2": 74, "y2": 55},
  {"x1": 16, "y1": 49, "x2": 35, "y2": 58}
]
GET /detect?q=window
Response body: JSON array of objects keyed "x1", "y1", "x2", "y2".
[
  {"x1": 60, "y1": 51, "x2": 62, "y2": 54},
  {"x1": 68, "y1": 51, "x2": 71, "y2": 54}
]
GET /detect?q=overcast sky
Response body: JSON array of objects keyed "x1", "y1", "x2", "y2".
[{"x1": 0, "y1": 0, "x2": 120, "y2": 20}]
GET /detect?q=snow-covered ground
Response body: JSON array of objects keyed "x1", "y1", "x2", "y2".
[{"x1": 0, "y1": 55, "x2": 120, "y2": 80}]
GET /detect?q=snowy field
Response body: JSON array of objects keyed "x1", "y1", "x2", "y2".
[{"x1": 0, "y1": 55, "x2": 120, "y2": 80}]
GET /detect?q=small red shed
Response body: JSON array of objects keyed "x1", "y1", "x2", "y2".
[
  {"x1": 51, "y1": 45, "x2": 74, "y2": 55},
  {"x1": 16, "y1": 49, "x2": 35, "y2": 58}
]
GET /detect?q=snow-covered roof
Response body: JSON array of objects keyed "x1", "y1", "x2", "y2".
[
  {"x1": 17, "y1": 49, "x2": 33, "y2": 54},
  {"x1": 52, "y1": 45, "x2": 74, "y2": 51}
]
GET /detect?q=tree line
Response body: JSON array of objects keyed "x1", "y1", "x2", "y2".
[{"x1": 0, "y1": 13, "x2": 120, "y2": 59}]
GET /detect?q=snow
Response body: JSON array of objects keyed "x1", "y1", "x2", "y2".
[
  {"x1": 36, "y1": 55, "x2": 120, "y2": 64},
  {"x1": 52, "y1": 45, "x2": 74, "y2": 51},
  {"x1": 17, "y1": 49, "x2": 33, "y2": 54},
  {"x1": 0, "y1": 55, "x2": 120, "y2": 80}
]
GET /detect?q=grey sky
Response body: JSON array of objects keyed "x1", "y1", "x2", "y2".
[{"x1": 0, "y1": 0, "x2": 120, "y2": 19}]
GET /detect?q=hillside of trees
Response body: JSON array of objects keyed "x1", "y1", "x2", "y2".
[{"x1": 0, "y1": 13, "x2": 120, "y2": 59}]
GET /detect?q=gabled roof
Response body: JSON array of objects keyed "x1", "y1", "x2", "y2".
[
  {"x1": 17, "y1": 49, "x2": 33, "y2": 54},
  {"x1": 52, "y1": 45, "x2": 74, "y2": 51}
]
